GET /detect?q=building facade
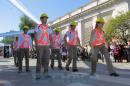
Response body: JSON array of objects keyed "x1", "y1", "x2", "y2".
[{"x1": 49, "y1": 0, "x2": 130, "y2": 46}]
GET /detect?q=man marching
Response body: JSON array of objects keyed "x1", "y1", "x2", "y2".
[
  {"x1": 34, "y1": 13, "x2": 53, "y2": 79},
  {"x1": 64, "y1": 21, "x2": 81, "y2": 72},
  {"x1": 50, "y1": 28, "x2": 63, "y2": 70},
  {"x1": 12, "y1": 36, "x2": 19, "y2": 67},
  {"x1": 90, "y1": 18, "x2": 119, "y2": 77},
  {"x1": 18, "y1": 26, "x2": 32, "y2": 73}
]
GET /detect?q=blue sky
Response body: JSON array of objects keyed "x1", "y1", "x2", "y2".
[{"x1": 0, "y1": 0, "x2": 90, "y2": 33}]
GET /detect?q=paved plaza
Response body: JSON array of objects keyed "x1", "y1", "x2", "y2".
[{"x1": 0, "y1": 57, "x2": 130, "y2": 86}]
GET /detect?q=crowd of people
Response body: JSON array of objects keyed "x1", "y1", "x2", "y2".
[
  {"x1": 110, "y1": 43, "x2": 130, "y2": 63},
  {"x1": 77, "y1": 42, "x2": 130, "y2": 63}
]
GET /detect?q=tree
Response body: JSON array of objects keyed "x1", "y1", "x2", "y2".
[
  {"x1": 104, "y1": 18, "x2": 118, "y2": 42},
  {"x1": 104, "y1": 11, "x2": 130, "y2": 44},
  {"x1": 1, "y1": 37, "x2": 14, "y2": 44},
  {"x1": 19, "y1": 15, "x2": 37, "y2": 43},
  {"x1": 19, "y1": 15, "x2": 36, "y2": 30}
]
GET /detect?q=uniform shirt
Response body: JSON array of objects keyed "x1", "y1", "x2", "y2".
[
  {"x1": 18, "y1": 33, "x2": 32, "y2": 49},
  {"x1": 52, "y1": 33, "x2": 62, "y2": 49},
  {"x1": 90, "y1": 29, "x2": 97, "y2": 44},
  {"x1": 90, "y1": 29, "x2": 105, "y2": 46},
  {"x1": 34, "y1": 24, "x2": 53, "y2": 46},
  {"x1": 66, "y1": 30, "x2": 78, "y2": 45}
]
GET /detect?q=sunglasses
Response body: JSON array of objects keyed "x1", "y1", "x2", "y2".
[{"x1": 40, "y1": 17, "x2": 48, "y2": 19}]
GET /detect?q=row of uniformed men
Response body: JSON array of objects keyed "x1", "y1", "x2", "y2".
[{"x1": 12, "y1": 13, "x2": 119, "y2": 80}]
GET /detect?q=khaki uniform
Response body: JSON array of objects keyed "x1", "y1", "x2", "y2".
[
  {"x1": 35, "y1": 24, "x2": 53, "y2": 76},
  {"x1": 90, "y1": 29, "x2": 115, "y2": 74},
  {"x1": 66, "y1": 45, "x2": 78, "y2": 69}
]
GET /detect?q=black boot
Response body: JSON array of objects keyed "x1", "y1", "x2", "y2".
[
  {"x1": 26, "y1": 69, "x2": 31, "y2": 72},
  {"x1": 51, "y1": 65, "x2": 54, "y2": 70},
  {"x1": 58, "y1": 66, "x2": 63, "y2": 70},
  {"x1": 65, "y1": 67, "x2": 69, "y2": 71},
  {"x1": 72, "y1": 69, "x2": 78, "y2": 72},
  {"x1": 110, "y1": 73, "x2": 119, "y2": 77}
]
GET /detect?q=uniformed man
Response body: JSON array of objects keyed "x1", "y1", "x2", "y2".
[
  {"x1": 90, "y1": 18, "x2": 119, "y2": 77},
  {"x1": 64, "y1": 21, "x2": 81, "y2": 72},
  {"x1": 13, "y1": 36, "x2": 19, "y2": 67},
  {"x1": 18, "y1": 26, "x2": 32, "y2": 73},
  {"x1": 50, "y1": 28, "x2": 63, "y2": 70},
  {"x1": 34, "y1": 13, "x2": 53, "y2": 79}
]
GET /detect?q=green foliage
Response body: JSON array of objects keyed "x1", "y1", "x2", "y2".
[
  {"x1": 19, "y1": 15, "x2": 36, "y2": 30},
  {"x1": 1, "y1": 37, "x2": 14, "y2": 44},
  {"x1": 104, "y1": 11, "x2": 130, "y2": 44},
  {"x1": 104, "y1": 18, "x2": 117, "y2": 42}
]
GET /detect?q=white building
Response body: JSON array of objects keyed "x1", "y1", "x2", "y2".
[{"x1": 49, "y1": 0, "x2": 130, "y2": 46}]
